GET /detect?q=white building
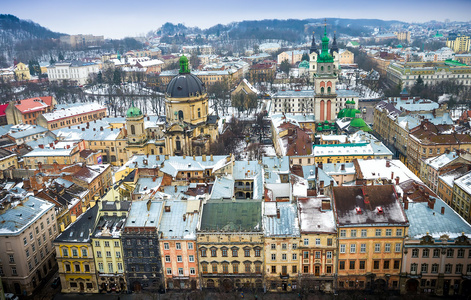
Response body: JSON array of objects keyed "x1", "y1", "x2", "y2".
[{"x1": 47, "y1": 61, "x2": 100, "y2": 85}]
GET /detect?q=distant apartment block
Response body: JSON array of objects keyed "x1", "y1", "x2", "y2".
[
  {"x1": 60, "y1": 34, "x2": 104, "y2": 48},
  {"x1": 446, "y1": 35, "x2": 470, "y2": 53},
  {"x1": 387, "y1": 61, "x2": 471, "y2": 88}
]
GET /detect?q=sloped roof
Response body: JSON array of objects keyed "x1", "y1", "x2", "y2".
[
  {"x1": 54, "y1": 205, "x2": 99, "y2": 243},
  {"x1": 14, "y1": 96, "x2": 54, "y2": 114},
  {"x1": 333, "y1": 185, "x2": 408, "y2": 226}
]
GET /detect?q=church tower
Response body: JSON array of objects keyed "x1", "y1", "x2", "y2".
[
  {"x1": 125, "y1": 101, "x2": 148, "y2": 158},
  {"x1": 314, "y1": 23, "x2": 338, "y2": 121},
  {"x1": 164, "y1": 55, "x2": 218, "y2": 156}
]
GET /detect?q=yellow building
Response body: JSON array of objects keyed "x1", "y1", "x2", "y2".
[
  {"x1": 263, "y1": 202, "x2": 300, "y2": 292},
  {"x1": 14, "y1": 62, "x2": 31, "y2": 81},
  {"x1": 446, "y1": 35, "x2": 470, "y2": 53},
  {"x1": 298, "y1": 197, "x2": 337, "y2": 293},
  {"x1": 0, "y1": 149, "x2": 18, "y2": 170},
  {"x1": 333, "y1": 185, "x2": 409, "y2": 292},
  {"x1": 22, "y1": 143, "x2": 81, "y2": 169},
  {"x1": 338, "y1": 49, "x2": 355, "y2": 65},
  {"x1": 54, "y1": 205, "x2": 99, "y2": 294},
  {"x1": 451, "y1": 172, "x2": 471, "y2": 223},
  {"x1": 91, "y1": 213, "x2": 128, "y2": 292},
  {"x1": 197, "y1": 200, "x2": 264, "y2": 291}
]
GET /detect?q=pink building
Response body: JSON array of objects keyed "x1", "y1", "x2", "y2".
[{"x1": 159, "y1": 200, "x2": 200, "y2": 289}]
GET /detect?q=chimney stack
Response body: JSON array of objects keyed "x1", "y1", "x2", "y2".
[
  {"x1": 146, "y1": 199, "x2": 152, "y2": 211},
  {"x1": 183, "y1": 214, "x2": 186, "y2": 221},
  {"x1": 386, "y1": 160, "x2": 390, "y2": 168},
  {"x1": 428, "y1": 197, "x2": 435, "y2": 210},
  {"x1": 391, "y1": 172, "x2": 394, "y2": 180},
  {"x1": 395, "y1": 177, "x2": 400, "y2": 185},
  {"x1": 341, "y1": 164, "x2": 345, "y2": 171},
  {"x1": 276, "y1": 208, "x2": 280, "y2": 219},
  {"x1": 441, "y1": 206, "x2": 445, "y2": 215}
]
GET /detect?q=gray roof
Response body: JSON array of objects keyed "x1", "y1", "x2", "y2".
[
  {"x1": 92, "y1": 215, "x2": 127, "y2": 239},
  {"x1": 54, "y1": 205, "x2": 99, "y2": 243},
  {"x1": 166, "y1": 73, "x2": 205, "y2": 98},
  {"x1": 0, "y1": 196, "x2": 55, "y2": 236},
  {"x1": 263, "y1": 202, "x2": 300, "y2": 237},
  {"x1": 298, "y1": 197, "x2": 336, "y2": 234},
  {"x1": 125, "y1": 200, "x2": 163, "y2": 229},
  {"x1": 210, "y1": 176, "x2": 234, "y2": 200},
  {"x1": 159, "y1": 201, "x2": 199, "y2": 240},
  {"x1": 406, "y1": 197, "x2": 471, "y2": 239}
]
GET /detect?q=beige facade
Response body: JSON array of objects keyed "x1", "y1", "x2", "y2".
[{"x1": 0, "y1": 197, "x2": 57, "y2": 296}]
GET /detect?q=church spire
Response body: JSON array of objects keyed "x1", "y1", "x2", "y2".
[
  {"x1": 309, "y1": 31, "x2": 319, "y2": 54},
  {"x1": 179, "y1": 55, "x2": 190, "y2": 74},
  {"x1": 330, "y1": 32, "x2": 339, "y2": 55},
  {"x1": 317, "y1": 19, "x2": 334, "y2": 63}
]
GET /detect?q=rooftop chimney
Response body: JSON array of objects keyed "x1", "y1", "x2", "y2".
[
  {"x1": 321, "y1": 199, "x2": 331, "y2": 210},
  {"x1": 386, "y1": 161, "x2": 390, "y2": 167},
  {"x1": 276, "y1": 208, "x2": 280, "y2": 219},
  {"x1": 391, "y1": 172, "x2": 394, "y2": 180},
  {"x1": 441, "y1": 206, "x2": 445, "y2": 215},
  {"x1": 341, "y1": 164, "x2": 345, "y2": 171},
  {"x1": 404, "y1": 199, "x2": 408, "y2": 210},
  {"x1": 428, "y1": 197, "x2": 435, "y2": 210},
  {"x1": 395, "y1": 176, "x2": 400, "y2": 185},
  {"x1": 147, "y1": 199, "x2": 152, "y2": 211}
]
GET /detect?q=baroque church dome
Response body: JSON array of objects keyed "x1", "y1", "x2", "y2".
[{"x1": 166, "y1": 55, "x2": 205, "y2": 98}]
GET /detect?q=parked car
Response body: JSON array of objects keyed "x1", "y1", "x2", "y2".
[
  {"x1": 5, "y1": 293, "x2": 19, "y2": 300},
  {"x1": 51, "y1": 277, "x2": 61, "y2": 288}
]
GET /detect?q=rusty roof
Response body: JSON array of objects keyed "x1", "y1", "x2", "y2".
[{"x1": 332, "y1": 184, "x2": 408, "y2": 226}]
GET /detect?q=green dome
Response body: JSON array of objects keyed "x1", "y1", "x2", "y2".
[
  {"x1": 126, "y1": 105, "x2": 142, "y2": 117},
  {"x1": 338, "y1": 108, "x2": 347, "y2": 118},
  {"x1": 337, "y1": 108, "x2": 361, "y2": 119},
  {"x1": 299, "y1": 60, "x2": 309, "y2": 69},
  {"x1": 350, "y1": 117, "x2": 368, "y2": 128},
  {"x1": 324, "y1": 120, "x2": 329, "y2": 124}
]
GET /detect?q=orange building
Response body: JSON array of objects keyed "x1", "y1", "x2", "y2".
[
  {"x1": 5, "y1": 96, "x2": 56, "y2": 125},
  {"x1": 333, "y1": 185, "x2": 409, "y2": 292}
]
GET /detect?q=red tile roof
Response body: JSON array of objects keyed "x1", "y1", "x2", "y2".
[
  {"x1": 14, "y1": 96, "x2": 54, "y2": 114},
  {"x1": 0, "y1": 103, "x2": 8, "y2": 116}
]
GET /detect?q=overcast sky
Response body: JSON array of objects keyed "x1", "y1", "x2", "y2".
[{"x1": 3, "y1": 0, "x2": 471, "y2": 39}]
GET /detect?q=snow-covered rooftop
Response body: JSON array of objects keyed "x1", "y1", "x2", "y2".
[
  {"x1": 263, "y1": 202, "x2": 300, "y2": 237},
  {"x1": 42, "y1": 102, "x2": 106, "y2": 122}
]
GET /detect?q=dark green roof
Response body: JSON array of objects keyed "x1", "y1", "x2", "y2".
[
  {"x1": 200, "y1": 200, "x2": 262, "y2": 232},
  {"x1": 338, "y1": 108, "x2": 361, "y2": 119}
]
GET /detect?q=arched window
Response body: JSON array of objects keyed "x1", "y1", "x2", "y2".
[
  {"x1": 321, "y1": 66, "x2": 324, "y2": 71},
  {"x1": 178, "y1": 110, "x2": 184, "y2": 121},
  {"x1": 130, "y1": 125, "x2": 135, "y2": 135},
  {"x1": 321, "y1": 87, "x2": 325, "y2": 94},
  {"x1": 198, "y1": 108, "x2": 201, "y2": 118},
  {"x1": 327, "y1": 87, "x2": 331, "y2": 94}
]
